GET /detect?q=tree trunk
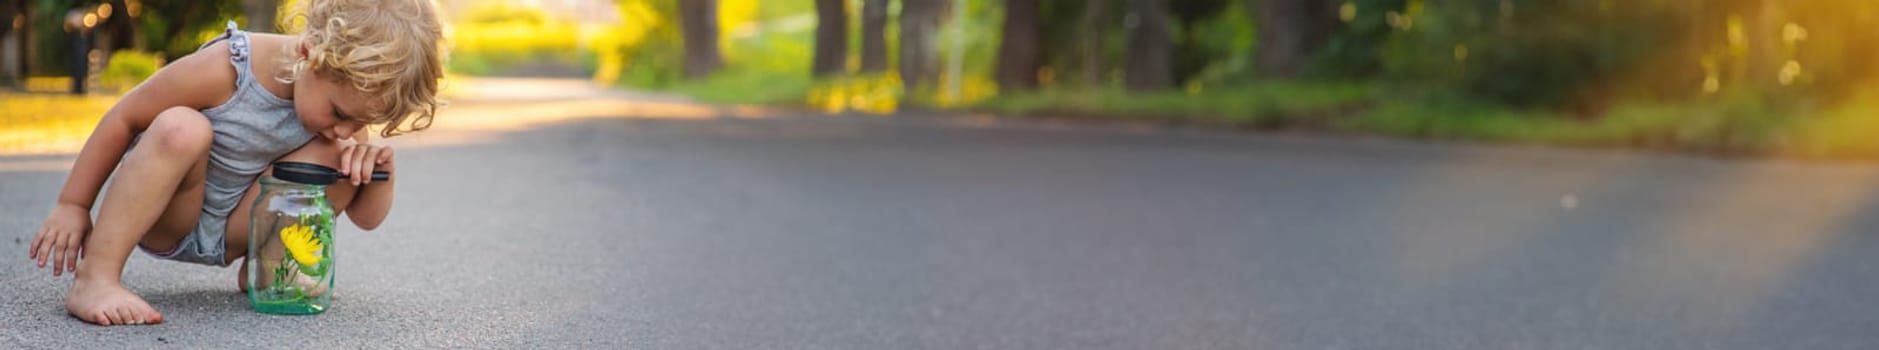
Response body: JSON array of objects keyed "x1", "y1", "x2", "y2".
[
  {"x1": 899, "y1": 0, "x2": 948, "y2": 91},
  {"x1": 1251, "y1": 0, "x2": 1337, "y2": 77},
  {"x1": 995, "y1": 0, "x2": 1041, "y2": 90},
  {"x1": 160, "y1": 0, "x2": 211, "y2": 59},
  {"x1": 0, "y1": 0, "x2": 16, "y2": 47},
  {"x1": 813, "y1": 0, "x2": 848, "y2": 76},
  {"x1": 679, "y1": 0, "x2": 722, "y2": 78},
  {"x1": 104, "y1": 0, "x2": 137, "y2": 52},
  {"x1": 1080, "y1": 0, "x2": 1110, "y2": 86},
  {"x1": 1751, "y1": 0, "x2": 1780, "y2": 87},
  {"x1": 1124, "y1": 0, "x2": 1172, "y2": 90},
  {"x1": 242, "y1": 0, "x2": 278, "y2": 33},
  {"x1": 0, "y1": 0, "x2": 22, "y2": 85},
  {"x1": 860, "y1": 0, "x2": 890, "y2": 73}
]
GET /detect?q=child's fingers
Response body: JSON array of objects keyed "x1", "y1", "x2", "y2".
[
  {"x1": 363, "y1": 148, "x2": 382, "y2": 184},
  {"x1": 343, "y1": 145, "x2": 358, "y2": 183},
  {"x1": 62, "y1": 237, "x2": 80, "y2": 276},
  {"x1": 35, "y1": 241, "x2": 46, "y2": 267},
  {"x1": 358, "y1": 161, "x2": 374, "y2": 185},
  {"x1": 34, "y1": 228, "x2": 52, "y2": 267},
  {"x1": 379, "y1": 146, "x2": 393, "y2": 163},
  {"x1": 355, "y1": 146, "x2": 366, "y2": 184},
  {"x1": 29, "y1": 227, "x2": 42, "y2": 261},
  {"x1": 338, "y1": 144, "x2": 354, "y2": 175},
  {"x1": 49, "y1": 231, "x2": 66, "y2": 276},
  {"x1": 354, "y1": 146, "x2": 375, "y2": 185},
  {"x1": 347, "y1": 143, "x2": 360, "y2": 175}
]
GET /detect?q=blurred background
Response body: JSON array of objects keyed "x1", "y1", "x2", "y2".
[
  {"x1": 13, "y1": 2, "x2": 1879, "y2": 346},
  {"x1": 2, "y1": 0, "x2": 1879, "y2": 157}
]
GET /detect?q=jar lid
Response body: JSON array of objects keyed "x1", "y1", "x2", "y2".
[{"x1": 270, "y1": 161, "x2": 389, "y2": 185}]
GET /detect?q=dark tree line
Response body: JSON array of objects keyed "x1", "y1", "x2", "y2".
[{"x1": 764, "y1": 0, "x2": 1343, "y2": 93}]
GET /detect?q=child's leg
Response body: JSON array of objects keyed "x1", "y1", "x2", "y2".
[
  {"x1": 68, "y1": 107, "x2": 216, "y2": 326},
  {"x1": 226, "y1": 137, "x2": 361, "y2": 290}
]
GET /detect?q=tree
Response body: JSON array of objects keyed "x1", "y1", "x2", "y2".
[
  {"x1": 1078, "y1": 0, "x2": 1111, "y2": 85},
  {"x1": 1251, "y1": 0, "x2": 1339, "y2": 77},
  {"x1": 1123, "y1": 0, "x2": 1172, "y2": 90},
  {"x1": 242, "y1": 0, "x2": 278, "y2": 32},
  {"x1": 899, "y1": 0, "x2": 948, "y2": 91},
  {"x1": 812, "y1": 0, "x2": 847, "y2": 76},
  {"x1": 995, "y1": 0, "x2": 1041, "y2": 89},
  {"x1": 678, "y1": 0, "x2": 722, "y2": 78},
  {"x1": 141, "y1": 0, "x2": 244, "y2": 59},
  {"x1": 0, "y1": 0, "x2": 25, "y2": 85},
  {"x1": 1169, "y1": 0, "x2": 1229, "y2": 83},
  {"x1": 860, "y1": 0, "x2": 889, "y2": 73},
  {"x1": 1749, "y1": 0, "x2": 1780, "y2": 87}
]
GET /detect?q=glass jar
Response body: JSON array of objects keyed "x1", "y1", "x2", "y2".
[{"x1": 245, "y1": 163, "x2": 338, "y2": 315}]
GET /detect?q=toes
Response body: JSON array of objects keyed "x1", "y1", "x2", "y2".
[
  {"x1": 141, "y1": 305, "x2": 163, "y2": 324},
  {"x1": 115, "y1": 307, "x2": 134, "y2": 326},
  {"x1": 104, "y1": 308, "x2": 124, "y2": 326},
  {"x1": 116, "y1": 306, "x2": 137, "y2": 326},
  {"x1": 125, "y1": 306, "x2": 145, "y2": 325},
  {"x1": 92, "y1": 311, "x2": 110, "y2": 326}
]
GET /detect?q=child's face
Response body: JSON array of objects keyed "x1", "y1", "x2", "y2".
[{"x1": 293, "y1": 71, "x2": 377, "y2": 141}]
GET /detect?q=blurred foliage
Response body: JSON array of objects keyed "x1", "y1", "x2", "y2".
[
  {"x1": 16, "y1": 0, "x2": 236, "y2": 76},
  {"x1": 96, "y1": 50, "x2": 162, "y2": 92},
  {"x1": 807, "y1": 72, "x2": 903, "y2": 114},
  {"x1": 977, "y1": 80, "x2": 1371, "y2": 128},
  {"x1": 1180, "y1": 1, "x2": 1257, "y2": 87},
  {"x1": 1376, "y1": 0, "x2": 1672, "y2": 108},
  {"x1": 448, "y1": 2, "x2": 588, "y2": 76},
  {"x1": 667, "y1": 65, "x2": 813, "y2": 106},
  {"x1": 27, "y1": 0, "x2": 1872, "y2": 157},
  {"x1": 0, "y1": 93, "x2": 114, "y2": 154},
  {"x1": 599, "y1": 0, "x2": 680, "y2": 87},
  {"x1": 1353, "y1": 0, "x2": 1879, "y2": 110}
]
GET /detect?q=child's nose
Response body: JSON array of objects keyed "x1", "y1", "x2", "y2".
[{"x1": 333, "y1": 123, "x2": 358, "y2": 140}]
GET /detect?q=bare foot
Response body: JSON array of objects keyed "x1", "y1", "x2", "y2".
[
  {"x1": 66, "y1": 279, "x2": 164, "y2": 326},
  {"x1": 238, "y1": 262, "x2": 249, "y2": 292}
]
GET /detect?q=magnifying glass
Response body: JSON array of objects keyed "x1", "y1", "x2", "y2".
[{"x1": 271, "y1": 161, "x2": 390, "y2": 185}]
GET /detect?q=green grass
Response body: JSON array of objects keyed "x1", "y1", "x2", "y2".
[
  {"x1": 1338, "y1": 93, "x2": 1723, "y2": 145},
  {"x1": 967, "y1": 82, "x2": 1879, "y2": 160},
  {"x1": 666, "y1": 67, "x2": 816, "y2": 105},
  {"x1": 1330, "y1": 90, "x2": 1879, "y2": 159},
  {"x1": 654, "y1": 23, "x2": 817, "y2": 106},
  {"x1": 973, "y1": 81, "x2": 1375, "y2": 128}
]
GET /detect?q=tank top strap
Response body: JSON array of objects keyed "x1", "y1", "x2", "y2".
[
  {"x1": 197, "y1": 20, "x2": 291, "y2": 107},
  {"x1": 197, "y1": 21, "x2": 257, "y2": 88}
]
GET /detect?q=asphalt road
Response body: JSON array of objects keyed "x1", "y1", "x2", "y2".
[{"x1": 7, "y1": 83, "x2": 1879, "y2": 348}]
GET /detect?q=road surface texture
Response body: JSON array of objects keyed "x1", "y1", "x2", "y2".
[{"x1": 6, "y1": 79, "x2": 1879, "y2": 348}]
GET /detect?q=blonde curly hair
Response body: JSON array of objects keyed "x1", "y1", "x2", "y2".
[{"x1": 279, "y1": 0, "x2": 447, "y2": 138}]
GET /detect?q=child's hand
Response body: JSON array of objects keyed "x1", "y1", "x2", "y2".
[
  {"x1": 29, "y1": 204, "x2": 91, "y2": 276},
  {"x1": 338, "y1": 143, "x2": 394, "y2": 186}
]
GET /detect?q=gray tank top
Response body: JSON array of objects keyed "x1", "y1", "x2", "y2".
[{"x1": 195, "y1": 21, "x2": 316, "y2": 221}]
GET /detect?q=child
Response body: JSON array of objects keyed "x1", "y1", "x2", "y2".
[{"x1": 25, "y1": 0, "x2": 446, "y2": 326}]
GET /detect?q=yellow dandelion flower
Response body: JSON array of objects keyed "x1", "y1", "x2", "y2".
[{"x1": 280, "y1": 223, "x2": 323, "y2": 268}]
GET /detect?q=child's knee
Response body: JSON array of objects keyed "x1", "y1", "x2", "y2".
[{"x1": 144, "y1": 107, "x2": 213, "y2": 155}]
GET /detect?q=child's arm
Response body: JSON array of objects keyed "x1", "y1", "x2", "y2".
[
  {"x1": 28, "y1": 48, "x2": 235, "y2": 274},
  {"x1": 54, "y1": 54, "x2": 233, "y2": 213},
  {"x1": 338, "y1": 132, "x2": 394, "y2": 231}
]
